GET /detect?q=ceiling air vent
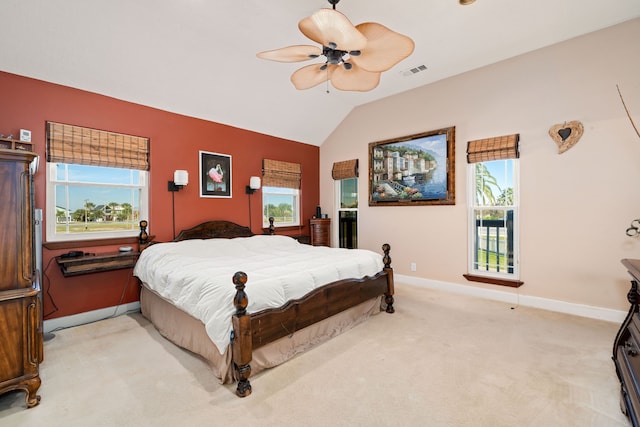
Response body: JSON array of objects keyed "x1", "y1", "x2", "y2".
[{"x1": 401, "y1": 65, "x2": 428, "y2": 77}]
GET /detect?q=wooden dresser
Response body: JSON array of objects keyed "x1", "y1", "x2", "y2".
[
  {"x1": 0, "y1": 149, "x2": 43, "y2": 408},
  {"x1": 614, "y1": 258, "x2": 640, "y2": 425},
  {"x1": 309, "y1": 218, "x2": 331, "y2": 247}
]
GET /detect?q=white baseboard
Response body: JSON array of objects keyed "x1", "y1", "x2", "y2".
[
  {"x1": 396, "y1": 274, "x2": 627, "y2": 324},
  {"x1": 42, "y1": 277, "x2": 628, "y2": 333},
  {"x1": 43, "y1": 302, "x2": 141, "y2": 334}
]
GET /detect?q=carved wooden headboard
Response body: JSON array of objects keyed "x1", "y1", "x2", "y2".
[
  {"x1": 138, "y1": 218, "x2": 275, "y2": 249},
  {"x1": 174, "y1": 221, "x2": 254, "y2": 241}
]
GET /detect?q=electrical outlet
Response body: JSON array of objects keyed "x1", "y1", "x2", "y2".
[{"x1": 410, "y1": 262, "x2": 417, "y2": 272}]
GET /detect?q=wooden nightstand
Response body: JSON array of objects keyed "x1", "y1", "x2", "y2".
[
  {"x1": 292, "y1": 235, "x2": 311, "y2": 245},
  {"x1": 56, "y1": 251, "x2": 139, "y2": 277},
  {"x1": 309, "y1": 218, "x2": 331, "y2": 247}
]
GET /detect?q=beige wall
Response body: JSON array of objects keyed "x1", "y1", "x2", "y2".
[{"x1": 320, "y1": 18, "x2": 640, "y2": 312}]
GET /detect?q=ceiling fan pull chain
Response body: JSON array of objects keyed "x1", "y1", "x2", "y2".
[{"x1": 326, "y1": 68, "x2": 330, "y2": 94}]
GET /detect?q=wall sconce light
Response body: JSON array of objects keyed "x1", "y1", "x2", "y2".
[
  {"x1": 168, "y1": 170, "x2": 189, "y2": 192},
  {"x1": 246, "y1": 176, "x2": 261, "y2": 231},
  {"x1": 168, "y1": 170, "x2": 188, "y2": 239},
  {"x1": 246, "y1": 176, "x2": 261, "y2": 194},
  {"x1": 459, "y1": 0, "x2": 476, "y2": 4}
]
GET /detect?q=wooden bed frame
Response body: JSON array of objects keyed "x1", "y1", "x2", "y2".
[{"x1": 138, "y1": 219, "x2": 394, "y2": 397}]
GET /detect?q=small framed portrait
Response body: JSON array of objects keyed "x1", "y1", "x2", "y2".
[{"x1": 199, "y1": 151, "x2": 232, "y2": 198}]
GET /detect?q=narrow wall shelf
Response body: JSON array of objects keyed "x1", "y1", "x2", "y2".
[{"x1": 55, "y1": 251, "x2": 139, "y2": 277}]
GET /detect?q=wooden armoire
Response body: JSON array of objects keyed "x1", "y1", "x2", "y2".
[{"x1": 0, "y1": 148, "x2": 43, "y2": 408}]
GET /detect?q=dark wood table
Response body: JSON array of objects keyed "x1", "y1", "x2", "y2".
[{"x1": 55, "y1": 251, "x2": 139, "y2": 277}]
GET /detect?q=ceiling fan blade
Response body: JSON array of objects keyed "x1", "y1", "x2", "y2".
[
  {"x1": 330, "y1": 63, "x2": 380, "y2": 92},
  {"x1": 299, "y1": 9, "x2": 367, "y2": 51},
  {"x1": 257, "y1": 45, "x2": 322, "y2": 62},
  {"x1": 351, "y1": 22, "x2": 415, "y2": 72},
  {"x1": 291, "y1": 63, "x2": 337, "y2": 90}
]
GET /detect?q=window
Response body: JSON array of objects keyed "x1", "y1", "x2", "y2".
[
  {"x1": 466, "y1": 135, "x2": 521, "y2": 286},
  {"x1": 262, "y1": 186, "x2": 300, "y2": 227},
  {"x1": 46, "y1": 164, "x2": 148, "y2": 241},
  {"x1": 45, "y1": 122, "x2": 149, "y2": 242},
  {"x1": 332, "y1": 159, "x2": 359, "y2": 249},
  {"x1": 338, "y1": 177, "x2": 358, "y2": 209},
  {"x1": 336, "y1": 178, "x2": 358, "y2": 248},
  {"x1": 261, "y1": 159, "x2": 301, "y2": 228}
]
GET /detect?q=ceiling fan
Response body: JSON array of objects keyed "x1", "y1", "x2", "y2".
[{"x1": 257, "y1": 0, "x2": 415, "y2": 92}]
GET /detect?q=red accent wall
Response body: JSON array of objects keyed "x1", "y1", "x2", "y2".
[{"x1": 0, "y1": 71, "x2": 319, "y2": 320}]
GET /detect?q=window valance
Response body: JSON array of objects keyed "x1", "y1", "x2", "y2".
[
  {"x1": 262, "y1": 159, "x2": 301, "y2": 189},
  {"x1": 331, "y1": 159, "x2": 358, "y2": 180},
  {"x1": 466, "y1": 134, "x2": 519, "y2": 164},
  {"x1": 46, "y1": 121, "x2": 150, "y2": 171}
]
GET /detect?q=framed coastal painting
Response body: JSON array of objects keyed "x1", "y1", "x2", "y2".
[
  {"x1": 368, "y1": 127, "x2": 455, "y2": 206},
  {"x1": 199, "y1": 151, "x2": 232, "y2": 198}
]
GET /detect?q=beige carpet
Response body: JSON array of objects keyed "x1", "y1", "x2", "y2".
[{"x1": 0, "y1": 283, "x2": 630, "y2": 426}]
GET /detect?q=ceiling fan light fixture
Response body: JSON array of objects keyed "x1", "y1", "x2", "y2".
[
  {"x1": 331, "y1": 62, "x2": 380, "y2": 91},
  {"x1": 323, "y1": 46, "x2": 347, "y2": 64},
  {"x1": 257, "y1": 0, "x2": 414, "y2": 92},
  {"x1": 291, "y1": 63, "x2": 337, "y2": 90},
  {"x1": 350, "y1": 22, "x2": 414, "y2": 73},
  {"x1": 257, "y1": 45, "x2": 322, "y2": 63}
]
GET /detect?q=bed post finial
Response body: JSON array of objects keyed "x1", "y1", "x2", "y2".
[
  {"x1": 268, "y1": 216, "x2": 275, "y2": 235},
  {"x1": 381, "y1": 243, "x2": 395, "y2": 313},
  {"x1": 382, "y1": 243, "x2": 391, "y2": 269},
  {"x1": 138, "y1": 220, "x2": 152, "y2": 251},
  {"x1": 232, "y1": 271, "x2": 252, "y2": 397},
  {"x1": 233, "y1": 272, "x2": 248, "y2": 316}
]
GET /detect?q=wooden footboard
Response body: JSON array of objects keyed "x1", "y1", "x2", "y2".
[
  {"x1": 137, "y1": 219, "x2": 393, "y2": 397},
  {"x1": 231, "y1": 244, "x2": 394, "y2": 397}
]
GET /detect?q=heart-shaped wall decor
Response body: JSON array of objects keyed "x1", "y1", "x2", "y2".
[
  {"x1": 558, "y1": 127, "x2": 572, "y2": 141},
  {"x1": 549, "y1": 121, "x2": 584, "y2": 154}
]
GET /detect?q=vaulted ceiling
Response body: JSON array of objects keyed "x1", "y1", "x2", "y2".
[{"x1": 2, "y1": 1, "x2": 639, "y2": 146}]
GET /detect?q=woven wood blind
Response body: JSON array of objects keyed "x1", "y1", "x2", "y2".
[
  {"x1": 46, "y1": 121, "x2": 150, "y2": 170},
  {"x1": 331, "y1": 159, "x2": 358, "y2": 180},
  {"x1": 466, "y1": 134, "x2": 519, "y2": 164},
  {"x1": 262, "y1": 159, "x2": 301, "y2": 189}
]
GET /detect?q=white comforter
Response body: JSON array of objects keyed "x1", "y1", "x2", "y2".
[{"x1": 133, "y1": 235, "x2": 384, "y2": 354}]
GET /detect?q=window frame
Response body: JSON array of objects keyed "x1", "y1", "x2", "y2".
[
  {"x1": 45, "y1": 162, "x2": 149, "y2": 243},
  {"x1": 335, "y1": 177, "x2": 358, "y2": 249},
  {"x1": 261, "y1": 186, "x2": 300, "y2": 228},
  {"x1": 466, "y1": 158, "x2": 520, "y2": 284},
  {"x1": 336, "y1": 177, "x2": 358, "y2": 210}
]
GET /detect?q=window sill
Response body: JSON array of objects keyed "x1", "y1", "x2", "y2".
[
  {"x1": 463, "y1": 274, "x2": 523, "y2": 288},
  {"x1": 43, "y1": 236, "x2": 139, "y2": 251}
]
